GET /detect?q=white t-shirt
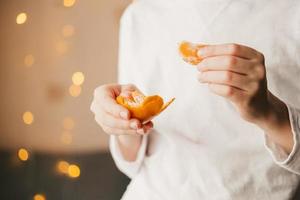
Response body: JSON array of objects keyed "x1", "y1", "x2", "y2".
[{"x1": 110, "y1": 0, "x2": 300, "y2": 199}]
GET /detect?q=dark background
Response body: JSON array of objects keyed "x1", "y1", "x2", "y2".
[{"x1": 0, "y1": 151, "x2": 130, "y2": 200}]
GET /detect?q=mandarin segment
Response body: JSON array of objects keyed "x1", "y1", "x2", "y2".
[
  {"x1": 116, "y1": 91, "x2": 174, "y2": 122},
  {"x1": 179, "y1": 41, "x2": 205, "y2": 65}
]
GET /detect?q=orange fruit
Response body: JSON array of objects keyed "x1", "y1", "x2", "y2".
[
  {"x1": 116, "y1": 91, "x2": 175, "y2": 122},
  {"x1": 179, "y1": 41, "x2": 205, "y2": 65}
]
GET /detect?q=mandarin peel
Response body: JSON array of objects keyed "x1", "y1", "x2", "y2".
[
  {"x1": 116, "y1": 91, "x2": 175, "y2": 122},
  {"x1": 178, "y1": 41, "x2": 205, "y2": 65}
]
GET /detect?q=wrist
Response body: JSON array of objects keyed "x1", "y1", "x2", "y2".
[
  {"x1": 258, "y1": 91, "x2": 293, "y2": 153},
  {"x1": 117, "y1": 134, "x2": 143, "y2": 148},
  {"x1": 116, "y1": 134, "x2": 143, "y2": 161},
  {"x1": 265, "y1": 92, "x2": 290, "y2": 130}
]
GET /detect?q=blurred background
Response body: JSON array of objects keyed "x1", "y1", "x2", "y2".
[{"x1": 0, "y1": 0, "x2": 132, "y2": 199}]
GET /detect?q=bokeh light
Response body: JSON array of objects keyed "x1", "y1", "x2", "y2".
[
  {"x1": 23, "y1": 111, "x2": 34, "y2": 125},
  {"x1": 68, "y1": 164, "x2": 80, "y2": 178},
  {"x1": 24, "y1": 54, "x2": 35, "y2": 67},
  {"x1": 16, "y1": 12, "x2": 27, "y2": 24},
  {"x1": 69, "y1": 84, "x2": 82, "y2": 97},
  {"x1": 33, "y1": 194, "x2": 46, "y2": 200},
  {"x1": 60, "y1": 131, "x2": 72, "y2": 144},
  {"x1": 63, "y1": 0, "x2": 76, "y2": 7},
  {"x1": 18, "y1": 148, "x2": 29, "y2": 161},
  {"x1": 62, "y1": 25, "x2": 75, "y2": 37},
  {"x1": 72, "y1": 72, "x2": 85, "y2": 85},
  {"x1": 3, "y1": 0, "x2": 134, "y2": 199},
  {"x1": 56, "y1": 160, "x2": 70, "y2": 174},
  {"x1": 63, "y1": 117, "x2": 75, "y2": 130}
]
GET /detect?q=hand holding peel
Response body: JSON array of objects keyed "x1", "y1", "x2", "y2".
[{"x1": 91, "y1": 84, "x2": 174, "y2": 136}]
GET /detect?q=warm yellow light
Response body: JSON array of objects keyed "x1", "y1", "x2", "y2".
[
  {"x1": 18, "y1": 148, "x2": 29, "y2": 161},
  {"x1": 23, "y1": 111, "x2": 34, "y2": 125},
  {"x1": 72, "y1": 72, "x2": 85, "y2": 86},
  {"x1": 60, "y1": 131, "x2": 72, "y2": 144},
  {"x1": 33, "y1": 194, "x2": 46, "y2": 200},
  {"x1": 62, "y1": 25, "x2": 75, "y2": 37},
  {"x1": 63, "y1": 0, "x2": 76, "y2": 7},
  {"x1": 69, "y1": 84, "x2": 82, "y2": 97},
  {"x1": 68, "y1": 164, "x2": 80, "y2": 178},
  {"x1": 57, "y1": 160, "x2": 69, "y2": 174},
  {"x1": 24, "y1": 54, "x2": 35, "y2": 67},
  {"x1": 55, "y1": 41, "x2": 68, "y2": 55},
  {"x1": 16, "y1": 12, "x2": 27, "y2": 24},
  {"x1": 63, "y1": 117, "x2": 75, "y2": 130}
]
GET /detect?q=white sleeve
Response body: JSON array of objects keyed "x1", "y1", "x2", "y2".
[
  {"x1": 264, "y1": 105, "x2": 300, "y2": 175},
  {"x1": 109, "y1": 4, "x2": 148, "y2": 179},
  {"x1": 110, "y1": 135, "x2": 148, "y2": 179}
]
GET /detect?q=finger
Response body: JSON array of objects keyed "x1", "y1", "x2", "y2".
[
  {"x1": 137, "y1": 127, "x2": 150, "y2": 135},
  {"x1": 93, "y1": 85, "x2": 130, "y2": 119},
  {"x1": 121, "y1": 84, "x2": 138, "y2": 91},
  {"x1": 107, "y1": 83, "x2": 137, "y2": 97},
  {"x1": 97, "y1": 113, "x2": 142, "y2": 130},
  {"x1": 120, "y1": 84, "x2": 139, "y2": 97},
  {"x1": 136, "y1": 121, "x2": 154, "y2": 135},
  {"x1": 198, "y1": 71, "x2": 250, "y2": 91},
  {"x1": 100, "y1": 97, "x2": 130, "y2": 119},
  {"x1": 101, "y1": 124, "x2": 139, "y2": 135},
  {"x1": 207, "y1": 83, "x2": 246, "y2": 102},
  {"x1": 143, "y1": 121, "x2": 153, "y2": 131},
  {"x1": 144, "y1": 121, "x2": 153, "y2": 128},
  {"x1": 197, "y1": 43, "x2": 260, "y2": 60},
  {"x1": 197, "y1": 56, "x2": 252, "y2": 75}
]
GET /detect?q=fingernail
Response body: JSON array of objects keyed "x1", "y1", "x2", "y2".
[
  {"x1": 120, "y1": 111, "x2": 129, "y2": 119},
  {"x1": 130, "y1": 122, "x2": 138, "y2": 129}
]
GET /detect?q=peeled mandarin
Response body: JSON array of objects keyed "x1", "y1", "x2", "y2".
[
  {"x1": 179, "y1": 41, "x2": 205, "y2": 65},
  {"x1": 116, "y1": 90, "x2": 175, "y2": 122}
]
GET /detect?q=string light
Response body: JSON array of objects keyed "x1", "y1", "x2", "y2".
[
  {"x1": 60, "y1": 131, "x2": 72, "y2": 144},
  {"x1": 23, "y1": 111, "x2": 34, "y2": 125},
  {"x1": 18, "y1": 148, "x2": 29, "y2": 161},
  {"x1": 69, "y1": 84, "x2": 82, "y2": 97},
  {"x1": 57, "y1": 161, "x2": 81, "y2": 179},
  {"x1": 63, "y1": 0, "x2": 76, "y2": 7},
  {"x1": 33, "y1": 194, "x2": 46, "y2": 200},
  {"x1": 62, "y1": 25, "x2": 75, "y2": 37},
  {"x1": 63, "y1": 117, "x2": 75, "y2": 130},
  {"x1": 68, "y1": 164, "x2": 80, "y2": 178},
  {"x1": 16, "y1": 12, "x2": 27, "y2": 24},
  {"x1": 72, "y1": 72, "x2": 85, "y2": 85},
  {"x1": 24, "y1": 54, "x2": 35, "y2": 67},
  {"x1": 56, "y1": 160, "x2": 70, "y2": 174}
]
